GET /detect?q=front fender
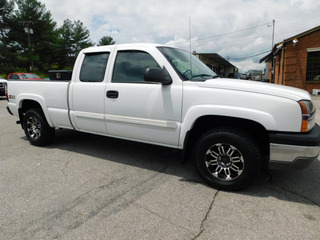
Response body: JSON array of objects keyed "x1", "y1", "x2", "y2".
[{"x1": 179, "y1": 105, "x2": 277, "y2": 148}]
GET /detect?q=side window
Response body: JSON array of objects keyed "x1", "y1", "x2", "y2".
[
  {"x1": 80, "y1": 52, "x2": 109, "y2": 82},
  {"x1": 9, "y1": 74, "x2": 18, "y2": 79},
  {"x1": 112, "y1": 51, "x2": 160, "y2": 83}
]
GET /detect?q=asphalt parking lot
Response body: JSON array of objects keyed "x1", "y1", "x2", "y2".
[{"x1": 1, "y1": 96, "x2": 320, "y2": 240}]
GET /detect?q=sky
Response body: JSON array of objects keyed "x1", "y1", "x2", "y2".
[{"x1": 41, "y1": 0, "x2": 320, "y2": 73}]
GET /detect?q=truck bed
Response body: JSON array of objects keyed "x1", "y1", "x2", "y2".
[{"x1": 7, "y1": 80, "x2": 73, "y2": 129}]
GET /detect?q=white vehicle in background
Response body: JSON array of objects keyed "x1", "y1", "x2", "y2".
[
  {"x1": 6, "y1": 43, "x2": 320, "y2": 190},
  {"x1": 0, "y1": 76, "x2": 7, "y2": 97}
]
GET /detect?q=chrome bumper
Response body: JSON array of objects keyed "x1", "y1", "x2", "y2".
[
  {"x1": 268, "y1": 124, "x2": 320, "y2": 170},
  {"x1": 269, "y1": 143, "x2": 320, "y2": 170}
]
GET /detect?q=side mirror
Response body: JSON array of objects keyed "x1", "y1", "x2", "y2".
[{"x1": 144, "y1": 67, "x2": 172, "y2": 85}]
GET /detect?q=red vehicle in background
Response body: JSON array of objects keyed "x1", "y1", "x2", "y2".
[{"x1": 7, "y1": 73, "x2": 43, "y2": 80}]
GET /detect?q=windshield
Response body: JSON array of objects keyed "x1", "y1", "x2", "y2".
[
  {"x1": 20, "y1": 73, "x2": 41, "y2": 79},
  {"x1": 158, "y1": 47, "x2": 218, "y2": 81}
]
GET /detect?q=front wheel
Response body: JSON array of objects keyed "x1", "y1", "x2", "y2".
[
  {"x1": 194, "y1": 127, "x2": 262, "y2": 191},
  {"x1": 23, "y1": 108, "x2": 55, "y2": 146}
]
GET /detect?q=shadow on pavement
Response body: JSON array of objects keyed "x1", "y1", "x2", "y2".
[{"x1": 22, "y1": 128, "x2": 320, "y2": 207}]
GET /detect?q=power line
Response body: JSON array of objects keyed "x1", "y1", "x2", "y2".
[
  {"x1": 196, "y1": 23, "x2": 270, "y2": 41},
  {"x1": 170, "y1": 26, "x2": 314, "y2": 49},
  {"x1": 168, "y1": 22, "x2": 270, "y2": 46},
  {"x1": 227, "y1": 50, "x2": 270, "y2": 60}
]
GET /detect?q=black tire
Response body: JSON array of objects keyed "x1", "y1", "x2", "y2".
[
  {"x1": 23, "y1": 108, "x2": 55, "y2": 146},
  {"x1": 194, "y1": 126, "x2": 262, "y2": 191}
]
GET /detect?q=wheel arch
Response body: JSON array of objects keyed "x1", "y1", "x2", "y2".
[
  {"x1": 182, "y1": 115, "x2": 270, "y2": 168},
  {"x1": 18, "y1": 99, "x2": 53, "y2": 128}
]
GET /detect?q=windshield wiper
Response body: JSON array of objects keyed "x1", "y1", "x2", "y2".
[{"x1": 191, "y1": 74, "x2": 219, "y2": 79}]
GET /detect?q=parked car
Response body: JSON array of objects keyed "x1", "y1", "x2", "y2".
[
  {"x1": 261, "y1": 78, "x2": 270, "y2": 83},
  {"x1": 0, "y1": 76, "x2": 7, "y2": 96},
  {"x1": 233, "y1": 73, "x2": 242, "y2": 79},
  {"x1": 7, "y1": 73, "x2": 43, "y2": 80},
  {"x1": 240, "y1": 73, "x2": 247, "y2": 80}
]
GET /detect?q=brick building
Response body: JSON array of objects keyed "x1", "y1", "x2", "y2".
[{"x1": 260, "y1": 25, "x2": 320, "y2": 94}]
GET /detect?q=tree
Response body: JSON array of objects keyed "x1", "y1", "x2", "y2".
[
  {"x1": 56, "y1": 19, "x2": 74, "y2": 68},
  {"x1": 98, "y1": 36, "x2": 115, "y2": 46},
  {"x1": 57, "y1": 19, "x2": 93, "y2": 68},
  {"x1": 0, "y1": 0, "x2": 95, "y2": 72},
  {"x1": 0, "y1": 0, "x2": 15, "y2": 69},
  {"x1": 73, "y1": 20, "x2": 93, "y2": 53},
  {"x1": 10, "y1": 0, "x2": 58, "y2": 70}
]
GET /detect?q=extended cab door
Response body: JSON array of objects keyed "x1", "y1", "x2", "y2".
[
  {"x1": 69, "y1": 51, "x2": 110, "y2": 134},
  {"x1": 105, "y1": 47, "x2": 183, "y2": 147}
]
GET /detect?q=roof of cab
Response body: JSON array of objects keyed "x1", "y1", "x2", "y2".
[{"x1": 82, "y1": 43, "x2": 168, "y2": 53}]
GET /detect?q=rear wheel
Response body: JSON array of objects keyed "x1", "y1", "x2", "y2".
[
  {"x1": 23, "y1": 108, "x2": 55, "y2": 146},
  {"x1": 194, "y1": 127, "x2": 262, "y2": 191}
]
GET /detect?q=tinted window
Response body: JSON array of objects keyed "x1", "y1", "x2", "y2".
[
  {"x1": 80, "y1": 52, "x2": 109, "y2": 82},
  {"x1": 9, "y1": 74, "x2": 19, "y2": 79},
  {"x1": 112, "y1": 51, "x2": 160, "y2": 83}
]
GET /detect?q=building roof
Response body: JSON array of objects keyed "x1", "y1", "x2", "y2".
[
  {"x1": 259, "y1": 24, "x2": 320, "y2": 63},
  {"x1": 196, "y1": 53, "x2": 236, "y2": 68}
]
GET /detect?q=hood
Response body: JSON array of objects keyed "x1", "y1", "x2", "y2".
[{"x1": 198, "y1": 78, "x2": 311, "y2": 101}]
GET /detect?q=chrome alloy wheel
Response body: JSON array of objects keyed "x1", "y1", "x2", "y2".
[
  {"x1": 26, "y1": 116, "x2": 41, "y2": 140},
  {"x1": 205, "y1": 143, "x2": 245, "y2": 181}
]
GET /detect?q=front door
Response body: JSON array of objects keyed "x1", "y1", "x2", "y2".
[{"x1": 105, "y1": 50, "x2": 182, "y2": 147}]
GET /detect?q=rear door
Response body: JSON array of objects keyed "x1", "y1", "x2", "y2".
[{"x1": 69, "y1": 51, "x2": 110, "y2": 134}]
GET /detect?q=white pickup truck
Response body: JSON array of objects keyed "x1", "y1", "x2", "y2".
[{"x1": 6, "y1": 43, "x2": 320, "y2": 190}]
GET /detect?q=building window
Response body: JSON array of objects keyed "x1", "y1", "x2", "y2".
[{"x1": 306, "y1": 51, "x2": 320, "y2": 81}]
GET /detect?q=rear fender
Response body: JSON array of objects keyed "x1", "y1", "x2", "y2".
[{"x1": 17, "y1": 94, "x2": 53, "y2": 127}]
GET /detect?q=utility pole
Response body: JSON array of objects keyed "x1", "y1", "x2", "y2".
[
  {"x1": 189, "y1": 16, "x2": 192, "y2": 72},
  {"x1": 271, "y1": 19, "x2": 275, "y2": 83},
  {"x1": 189, "y1": 16, "x2": 192, "y2": 54},
  {"x1": 271, "y1": 19, "x2": 275, "y2": 50},
  {"x1": 23, "y1": 21, "x2": 34, "y2": 71}
]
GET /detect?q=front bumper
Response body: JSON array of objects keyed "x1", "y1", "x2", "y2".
[{"x1": 268, "y1": 124, "x2": 320, "y2": 170}]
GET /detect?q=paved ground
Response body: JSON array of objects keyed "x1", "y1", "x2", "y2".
[{"x1": 1, "y1": 96, "x2": 320, "y2": 240}]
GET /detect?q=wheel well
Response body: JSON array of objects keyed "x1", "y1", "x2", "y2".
[
  {"x1": 18, "y1": 100, "x2": 43, "y2": 128},
  {"x1": 184, "y1": 115, "x2": 269, "y2": 167}
]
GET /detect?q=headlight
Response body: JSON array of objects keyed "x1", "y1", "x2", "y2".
[{"x1": 298, "y1": 100, "x2": 316, "y2": 132}]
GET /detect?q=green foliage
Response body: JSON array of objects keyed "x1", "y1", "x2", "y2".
[
  {"x1": 56, "y1": 19, "x2": 93, "y2": 68},
  {"x1": 0, "y1": 0, "x2": 104, "y2": 74},
  {"x1": 98, "y1": 36, "x2": 116, "y2": 46},
  {"x1": 33, "y1": 71, "x2": 48, "y2": 79},
  {"x1": 0, "y1": 0, "x2": 15, "y2": 67},
  {"x1": 9, "y1": 0, "x2": 58, "y2": 71}
]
